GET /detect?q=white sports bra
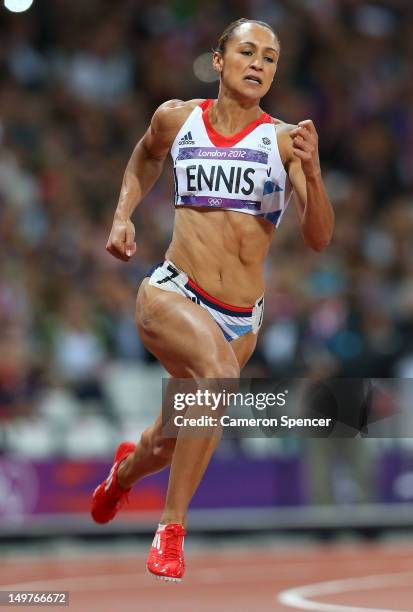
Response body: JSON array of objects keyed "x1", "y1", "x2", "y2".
[{"x1": 170, "y1": 99, "x2": 293, "y2": 227}]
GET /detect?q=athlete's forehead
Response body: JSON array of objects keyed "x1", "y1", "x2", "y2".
[{"x1": 229, "y1": 22, "x2": 279, "y2": 52}]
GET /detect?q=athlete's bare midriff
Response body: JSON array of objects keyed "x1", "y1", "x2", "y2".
[{"x1": 165, "y1": 206, "x2": 274, "y2": 306}]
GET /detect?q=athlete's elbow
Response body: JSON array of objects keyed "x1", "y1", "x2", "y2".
[
  {"x1": 311, "y1": 240, "x2": 330, "y2": 252},
  {"x1": 303, "y1": 224, "x2": 334, "y2": 252},
  {"x1": 304, "y1": 235, "x2": 332, "y2": 252}
]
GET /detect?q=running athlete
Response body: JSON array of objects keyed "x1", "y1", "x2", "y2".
[{"x1": 91, "y1": 18, "x2": 334, "y2": 581}]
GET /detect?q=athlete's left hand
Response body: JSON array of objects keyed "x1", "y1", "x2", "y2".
[{"x1": 290, "y1": 120, "x2": 321, "y2": 179}]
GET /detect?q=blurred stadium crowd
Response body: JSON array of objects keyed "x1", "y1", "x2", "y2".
[{"x1": 0, "y1": 0, "x2": 412, "y2": 459}]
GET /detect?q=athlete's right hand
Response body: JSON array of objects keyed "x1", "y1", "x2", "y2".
[{"x1": 106, "y1": 217, "x2": 137, "y2": 262}]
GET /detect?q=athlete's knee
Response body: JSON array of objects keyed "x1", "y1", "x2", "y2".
[
  {"x1": 201, "y1": 358, "x2": 240, "y2": 379},
  {"x1": 135, "y1": 295, "x2": 154, "y2": 337},
  {"x1": 135, "y1": 282, "x2": 160, "y2": 337}
]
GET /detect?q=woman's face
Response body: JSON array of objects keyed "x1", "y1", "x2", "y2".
[{"x1": 213, "y1": 22, "x2": 279, "y2": 102}]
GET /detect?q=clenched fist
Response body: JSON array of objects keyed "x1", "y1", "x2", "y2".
[
  {"x1": 106, "y1": 217, "x2": 137, "y2": 262},
  {"x1": 290, "y1": 120, "x2": 321, "y2": 179}
]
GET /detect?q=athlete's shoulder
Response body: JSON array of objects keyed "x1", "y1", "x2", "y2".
[
  {"x1": 150, "y1": 99, "x2": 205, "y2": 139},
  {"x1": 269, "y1": 117, "x2": 296, "y2": 133},
  {"x1": 153, "y1": 99, "x2": 205, "y2": 130},
  {"x1": 158, "y1": 98, "x2": 205, "y2": 111},
  {"x1": 267, "y1": 119, "x2": 296, "y2": 166},
  {"x1": 146, "y1": 99, "x2": 205, "y2": 154}
]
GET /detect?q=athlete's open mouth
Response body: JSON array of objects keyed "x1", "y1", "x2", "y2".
[{"x1": 244, "y1": 75, "x2": 262, "y2": 85}]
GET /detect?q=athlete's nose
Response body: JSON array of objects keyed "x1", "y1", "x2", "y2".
[{"x1": 250, "y1": 57, "x2": 264, "y2": 71}]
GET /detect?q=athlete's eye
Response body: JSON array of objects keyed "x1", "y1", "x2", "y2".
[
  {"x1": 265, "y1": 56, "x2": 275, "y2": 63},
  {"x1": 240, "y1": 50, "x2": 253, "y2": 56}
]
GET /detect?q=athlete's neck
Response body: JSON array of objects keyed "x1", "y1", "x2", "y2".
[{"x1": 209, "y1": 96, "x2": 263, "y2": 137}]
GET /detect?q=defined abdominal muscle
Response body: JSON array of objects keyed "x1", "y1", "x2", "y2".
[{"x1": 165, "y1": 208, "x2": 273, "y2": 305}]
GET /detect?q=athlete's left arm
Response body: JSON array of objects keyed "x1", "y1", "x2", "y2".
[{"x1": 286, "y1": 120, "x2": 334, "y2": 252}]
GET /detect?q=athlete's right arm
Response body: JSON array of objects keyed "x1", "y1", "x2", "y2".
[{"x1": 106, "y1": 99, "x2": 198, "y2": 262}]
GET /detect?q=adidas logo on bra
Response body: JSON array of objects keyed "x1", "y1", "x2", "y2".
[{"x1": 178, "y1": 131, "x2": 195, "y2": 145}]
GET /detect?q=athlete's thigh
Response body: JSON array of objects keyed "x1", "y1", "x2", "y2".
[
  {"x1": 231, "y1": 332, "x2": 258, "y2": 370},
  {"x1": 136, "y1": 279, "x2": 239, "y2": 378},
  {"x1": 152, "y1": 331, "x2": 258, "y2": 445}
]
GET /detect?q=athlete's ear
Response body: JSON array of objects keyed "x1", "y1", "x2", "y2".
[{"x1": 212, "y1": 50, "x2": 223, "y2": 74}]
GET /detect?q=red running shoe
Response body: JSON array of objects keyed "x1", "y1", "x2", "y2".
[
  {"x1": 147, "y1": 524, "x2": 186, "y2": 582},
  {"x1": 91, "y1": 441, "x2": 135, "y2": 524}
]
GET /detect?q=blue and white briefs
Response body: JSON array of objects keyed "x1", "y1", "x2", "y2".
[{"x1": 148, "y1": 260, "x2": 264, "y2": 342}]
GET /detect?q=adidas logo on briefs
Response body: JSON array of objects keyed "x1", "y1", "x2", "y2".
[{"x1": 178, "y1": 131, "x2": 195, "y2": 145}]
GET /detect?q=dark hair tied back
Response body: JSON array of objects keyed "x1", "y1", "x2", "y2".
[{"x1": 215, "y1": 18, "x2": 278, "y2": 55}]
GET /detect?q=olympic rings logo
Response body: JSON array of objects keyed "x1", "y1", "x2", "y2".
[{"x1": 208, "y1": 198, "x2": 222, "y2": 206}]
